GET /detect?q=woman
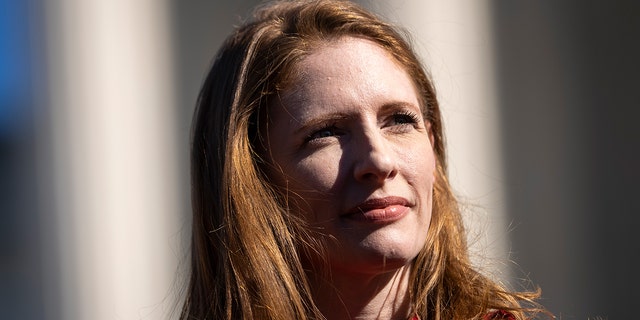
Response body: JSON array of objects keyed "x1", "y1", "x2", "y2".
[{"x1": 183, "y1": 0, "x2": 547, "y2": 319}]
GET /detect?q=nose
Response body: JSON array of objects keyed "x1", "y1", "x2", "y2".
[{"x1": 353, "y1": 130, "x2": 398, "y2": 184}]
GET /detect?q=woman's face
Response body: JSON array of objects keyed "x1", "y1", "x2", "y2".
[{"x1": 265, "y1": 37, "x2": 436, "y2": 276}]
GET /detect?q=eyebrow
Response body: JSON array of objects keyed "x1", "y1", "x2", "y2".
[
  {"x1": 292, "y1": 112, "x2": 351, "y2": 135},
  {"x1": 289, "y1": 100, "x2": 422, "y2": 135},
  {"x1": 378, "y1": 101, "x2": 422, "y2": 114}
]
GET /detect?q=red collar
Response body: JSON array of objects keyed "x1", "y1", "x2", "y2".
[
  {"x1": 409, "y1": 310, "x2": 515, "y2": 320},
  {"x1": 484, "y1": 310, "x2": 516, "y2": 320}
]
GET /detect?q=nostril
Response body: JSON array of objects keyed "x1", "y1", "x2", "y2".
[{"x1": 360, "y1": 172, "x2": 378, "y2": 182}]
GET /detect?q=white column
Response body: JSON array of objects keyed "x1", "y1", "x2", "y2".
[
  {"x1": 44, "y1": 0, "x2": 182, "y2": 319},
  {"x1": 362, "y1": 1, "x2": 508, "y2": 279}
]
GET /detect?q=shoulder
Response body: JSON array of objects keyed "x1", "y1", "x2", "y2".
[{"x1": 483, "y1": 310, "x2": 516, "y2": 320}]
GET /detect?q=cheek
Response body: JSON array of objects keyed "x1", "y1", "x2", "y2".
[
  {"x1": 289, "y1": 149, "x2": 343, "y2": 192},
  {"x1": 400, "y1": 142, "x2": 436, "y2": 183},
  {"x1": 278, "y1": 157, "x2": 341, "y2": 223}
]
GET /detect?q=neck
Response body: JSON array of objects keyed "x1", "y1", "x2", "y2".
[{"x1": 309, "y1": 264, "x2": 413, "y2": 320}]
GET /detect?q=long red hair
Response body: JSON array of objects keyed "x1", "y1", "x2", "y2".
[{"x1": 183, "y1": 1, "x2": 547, "y2": 319}]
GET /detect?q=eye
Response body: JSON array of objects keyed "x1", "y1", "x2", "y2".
[
  {"x1": 305, "y1": 124, "x2": 342, "y2": 143},
  {"x1": 390, "y1": 111, "x2": 420, "y2": 126}
]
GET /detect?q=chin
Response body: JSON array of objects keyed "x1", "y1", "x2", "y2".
[{"x1": 328, "y1": 242, "x2": 422, "y2": 275}]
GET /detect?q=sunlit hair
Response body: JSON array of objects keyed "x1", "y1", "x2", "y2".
[{"x1": 184, "y1": 0, "x2": 546, "y2": 319}]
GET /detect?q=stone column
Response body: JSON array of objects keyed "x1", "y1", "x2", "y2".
[{"x1": 44, "y1": 1, "x2": 182, "y2": 319}]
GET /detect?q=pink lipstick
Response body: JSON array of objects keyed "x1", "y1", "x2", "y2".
[{"x1": 344, "y1": 196, "x2": 410, "y2": 223}]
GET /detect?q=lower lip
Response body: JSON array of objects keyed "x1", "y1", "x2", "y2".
[{"x1": 345, "y1": 205, "x2": 409, "y2": 223}]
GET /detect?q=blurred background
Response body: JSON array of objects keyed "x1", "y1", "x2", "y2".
[{"x1": 2, "y1": 0, "x2": 638, "y2": 319}]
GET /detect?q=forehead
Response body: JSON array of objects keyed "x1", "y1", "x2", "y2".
[
  {"x1": 296, "y1": 37, "x2": 404, "y2": 84},
  {"x1": 279, "y1": 36, "x2": 418, "y2": 109}
]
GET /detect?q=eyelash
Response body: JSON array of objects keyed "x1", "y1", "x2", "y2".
[
  {"x1": 303, "y1": 111, "x2": 422, "y2": 144},
  {"x1": 390, "y1": 111, "x2": 420, "y2": 126},
  {"x1": 304, "y1": 123, "x2": 341, "y2": 143}
]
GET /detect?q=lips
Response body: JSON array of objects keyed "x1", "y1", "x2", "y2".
[{"x1": 344, "y1": 196, "x2": 411, "y2": 223}]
